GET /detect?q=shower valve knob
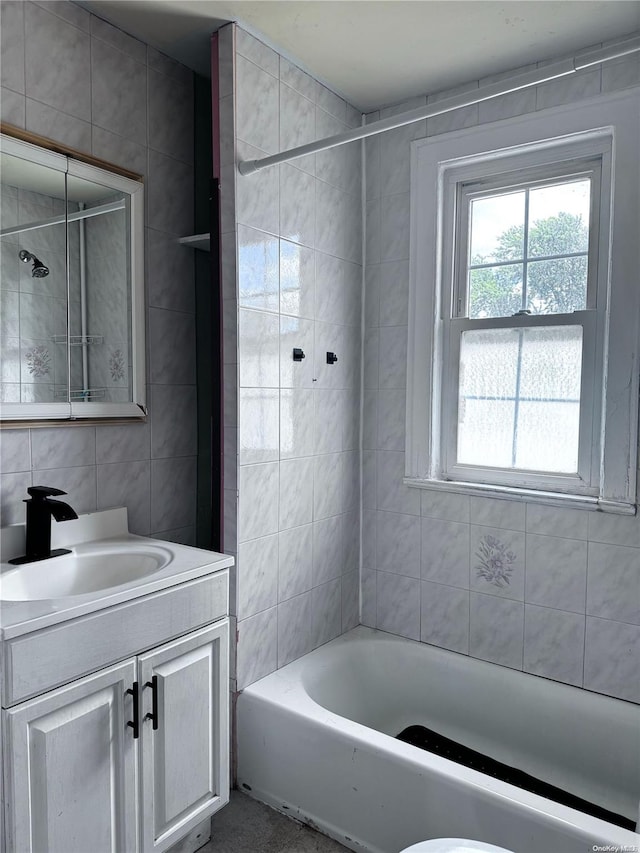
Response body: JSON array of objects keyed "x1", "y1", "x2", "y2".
[
  {"x1": 293, "y1": 348, "x2": 306, "y2": 361},
  {"x1": 326, "y1": 352, "x2": 338, "y2": 364}
]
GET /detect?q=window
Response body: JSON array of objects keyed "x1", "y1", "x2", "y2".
[{"x1": 406, "y1": 92, "x2": 639, "y2": 512}]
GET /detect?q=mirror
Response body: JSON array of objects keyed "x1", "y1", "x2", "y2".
[{"x1": 0, "y1": 131, "x2": 145, "y2": 421}]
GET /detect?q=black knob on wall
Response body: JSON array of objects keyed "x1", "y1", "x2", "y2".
[
  {"x1": 326, "y1": 352, "x2": 338, "y2": 364},
  {"x1": 293, "y1": 348, "x2": 306, "y2": 361}
]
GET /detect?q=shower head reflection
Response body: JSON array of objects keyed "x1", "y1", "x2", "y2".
[{"x1": 19, "y1": 249, "x2": 50, "y2": 278}]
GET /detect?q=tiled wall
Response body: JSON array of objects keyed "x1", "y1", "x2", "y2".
[
  {"x1": 0, "y1": 1, "x2": 198, "y2": 543},
  {"x1": 362, "y1": 43, "x2": 640, "y2": 704},
  {"x1": 218, "y1": 26, "x2": 362, "y2": 690}
]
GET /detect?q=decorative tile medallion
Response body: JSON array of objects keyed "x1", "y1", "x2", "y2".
[
  {"x1": 109, "y1": 348, "x2": 125, "y2": 382},
  {"x1": 475, "y1": 534, "x2": 516, "y2": 588},
  {"x1": 25, "y1": 345, "x2": 51, "y2": 378}
]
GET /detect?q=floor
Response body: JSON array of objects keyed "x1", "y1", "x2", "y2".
[{"x1": 204, "y1": 790, "x2": 351, "y2": 852}]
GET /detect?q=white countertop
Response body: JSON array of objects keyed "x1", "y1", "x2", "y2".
[{"x1": 0, "y1": 508, "x2": 234, "y2": 640}]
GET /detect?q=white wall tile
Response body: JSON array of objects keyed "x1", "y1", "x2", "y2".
[
  {"x1": 237, "y1": 533, "x2": 278, "y2": 619},
  {"x1": 235, "y1": 141, "x2": 279, "y2": 235},
  {"x1": 525, "y1": 534, "x2": 587, "y2": 613},
  {"x1": 379, "y1": 121, "x2": 426, "y2": 197},
  {"x1": 280, "y1": 82, "x2": 316, "y2": 175},
  {"x1": 470, "y1": 593, "x2": 524, "y2": 670},
  {"x1": 315, "y1": 180, "x2": 344, "y2": 258},
  {"x1": 378, "y1": 324, "x2": 407, "y2": 390},
  {"x1": 236, "y1": 28, "x2": 279, "y2": 77},
  {"x1": 469, "y1": 496, "x2": 525, "y2": 531},
  {"x1": 601, "y1": 54, "x2": 640, "y2": 93},
  {"x1": 238, "y1": 462, "x2": 279, "y2": 542},
  {"x1": 376, "y1": 571, "x2": 420, "y2": 640},
  {"x1": 278, "y1": 524, "x2": 313, "y2": 602},
  {"x1": 279, "y1": 457, "x2": 314, "y2": 530},
  {"x1": 536, "y1": 67, "x2": 601, "y2": 111},
  {"x1": 365, "y1": 263, "x2": 381, "y2": 328},
  {"x1": 380, "y1": 193, "x2": 410, "y2": 262},
  {"x1": 239, "y1": 388, "x2": 279, "y2": 465},
  {"x1": 280, "y1": 240, "x2": 315, "y2": 319},
  {"x1": 376, "y1": 451, "x2": 420, "y2": 515},
  {"x1": 315, "y1": 252, "x2": 344, "y2": 324},
  {"x1": 376, "y1": 511, "x2": 421, "y2": 577},
  {"x1": 586, "y1": 542, "x2": 640, "y2": 625},
  {"x1": 379, "y1": 260, "x2": 410, "y2": 327},
  {"x1": 311, "y1": 577, "x2": 342, "y2": 648},
  {"x1": 313, "y1": 514, "x2": 343, "y2": 585},
  {"x1": 361, "y1": 567, "x2": 376, "y2": 627},
  {"x1": 584, "y1": 616, "x2": 640, "y2": 703},
  {"x1": 280, "y1": 388, "x2": 314, "y2": 459},
  {"x1": 1, "y1": 430, "x2": 31, "y2": 473},
  {"x1": 314, "y1": 389, "x2": 344, "y2": 454},
  {"x1": 313, "y1": 453, "x2": 342, "y2": 520},
  {"x1": 421, "y1": 490, "x2": 470, "y2": 523},
  {"x1": 238, "y1": 309, "x2": 280, "y2": 388},
  {"x1": 237, "y1": 607, "x2": 278, "y2": 689},
  {"x1": 421, "y1": 581, "x2": 469, "y2": 654},
  {"x1": 588, "y1": 510, "x2": 640, "y2": 548},
  {"x1": 525, "y1": 503, "x2": 588, "y2": 539},
  {"x1": 342, "y1": 570, "x2": 359, "y2": 632},
  {"x1": 280, "y1": 164, "x2": 315, "y2": 248},
  {"x1": 523, "y1": 604, "x2": 585, "y2": 687},
  {"x1": 363, "y1": 450, "x2": 376, "y2": 511},
  {"x1": 235, "y1": 55, "x2": 279, "y2": 154},
  {"x1": 278, "y1": 591, "x2": 313, "y2": 667},
  {"x1": 421, "y1": 517, "x2": 470, "y2": 589},
  {"x1": 377, "y1": 389, "x2": 405, "y2": 451},
  {"x1": 238, "y1": 225, "x2": 279, "y2": 312},
  {"x1": 279, "y1": 57, "x2": 318, "y2": 102}
]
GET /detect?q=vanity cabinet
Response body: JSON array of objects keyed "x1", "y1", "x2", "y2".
[{"x1": 3, "y1": 610, "x2": 229, "y2": 853}]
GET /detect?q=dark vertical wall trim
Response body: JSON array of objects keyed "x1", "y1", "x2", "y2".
[
  {"x1": 194, "y1": 70, "x2": 216, "y2": 549},
  {"x1": 209, "y1": 32, "x2": 224, "y2": 552}
]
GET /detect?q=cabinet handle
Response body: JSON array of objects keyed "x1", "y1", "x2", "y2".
[
  {"x1": 125, "y1": 681, "x2": 140, "y2": 739},
  {"x1": 144, "y1": 675, "x2": 159, "y2": 730}
]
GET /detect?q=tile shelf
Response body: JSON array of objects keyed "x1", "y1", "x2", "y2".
[
  {"x1": 178, "y1": 233, "x2": 210, "y2": 251},
  {"x1": 52, "y1": 335, "x2": 104, "y2": 346}
]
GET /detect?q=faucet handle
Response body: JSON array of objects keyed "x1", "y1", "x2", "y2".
[{"x1": 27, "y1": 485, "x2": 68, "y2": 500}]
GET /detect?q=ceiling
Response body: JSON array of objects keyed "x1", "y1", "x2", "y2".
[{"x1": 80, "y1": 1, "x2": 640, "y2": 111}]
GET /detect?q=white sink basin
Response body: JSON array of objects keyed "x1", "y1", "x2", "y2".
[{"x1": 0, "y1": 543, "x2": 173, "y2": 601}]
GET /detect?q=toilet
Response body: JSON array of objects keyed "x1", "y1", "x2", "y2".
[{"x1": 399, "y1": 839, "x2": 515, "y2": 853}]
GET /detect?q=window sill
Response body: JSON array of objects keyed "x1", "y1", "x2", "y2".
[{"x1": 403, "y1": 477, "x2": 637, "y2": 515}]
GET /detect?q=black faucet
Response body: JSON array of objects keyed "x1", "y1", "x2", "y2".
[{"x1": 9, "y1": 486, "x2": 79, "y2": 565}]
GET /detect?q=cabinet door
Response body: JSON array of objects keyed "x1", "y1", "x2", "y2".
[
  {"x1": 3, "y1": 659, "x2": 138, "y2": 853},
  {"x1": 138, "y1": 620, "x2": 229, "y2": 853}
]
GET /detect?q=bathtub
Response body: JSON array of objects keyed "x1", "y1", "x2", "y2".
[{"x1": 237, "y1": 627, "x2": 640, "y2": 853}]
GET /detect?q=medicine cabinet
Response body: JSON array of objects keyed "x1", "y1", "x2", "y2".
[{"x1": 0, "y1": 130, "x2": 145, "y2": 422}]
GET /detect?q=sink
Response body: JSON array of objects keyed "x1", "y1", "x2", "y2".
[{"x1": 0, "y1": 543, "x2": 173, "y2": 601}]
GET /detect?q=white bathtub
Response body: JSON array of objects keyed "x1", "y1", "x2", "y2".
[{"x1": 237, "y1": 627, "x2": 640, "y2": 853}]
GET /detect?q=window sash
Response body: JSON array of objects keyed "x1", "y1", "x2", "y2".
[
  {"x1": 451, "y1": 159, "x2": 603, "y2": 319},
  {"x1": 441, "y1": 310, "x2": 599, "y2": 494}
]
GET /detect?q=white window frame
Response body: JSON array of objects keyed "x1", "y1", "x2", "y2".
[{"x1": 405, "y1": 90, "x2": 640, "y2": 513}]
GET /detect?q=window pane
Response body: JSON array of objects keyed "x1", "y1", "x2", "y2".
[
  {"x1": 527, "y1": 256, "x2": 588, "y2": 314},
  {"x1": 528, "y1": 180, "x2": 590, "y2": 257},
  {"x1": 457, "y1": 326, "x2": 582, "y2": 474},
  {"x1": 458, "y1": 329, "x2": 518, "y2": 467},
  {"x1": 469, "y1": 191, "x2": 525, "y2": 264},
  {"x1": 469, "y1": 264, "x2": 522, "y2": 319}
]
